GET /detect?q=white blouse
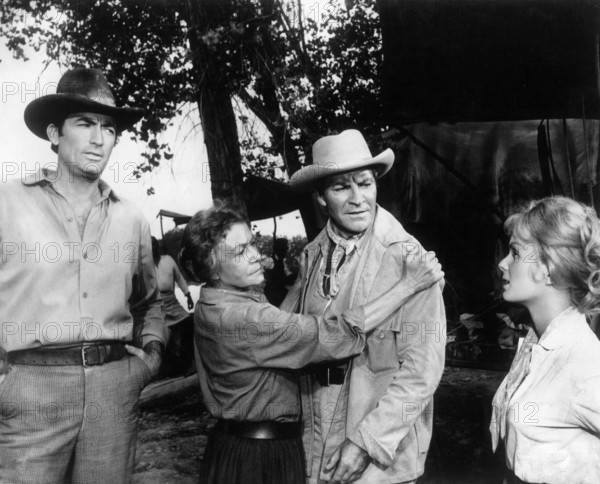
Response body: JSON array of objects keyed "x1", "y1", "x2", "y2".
[{"x1": 491, "y1": 307, "x2": 600, "y2": 483}]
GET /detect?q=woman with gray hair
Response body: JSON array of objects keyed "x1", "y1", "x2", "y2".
[
  {"x1": 179, "y1": 201, "x2": 443, "y2": 484},
  {"x1": 491, "y1": 196, "x2": 600, "y2": 484}
]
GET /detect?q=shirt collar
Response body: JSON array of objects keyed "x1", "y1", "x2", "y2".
[
  {"x1": 538, "y1": 306, "x2": 583, "y2": 350},
  {"x1": 320, "y1": 208, "x2": 376, "y2": 254},
  {"x1": 22, "y1": 167, "x2": 56, "y2": 186},
  {"x1": 97, "y1": 178, "x2": 118, "y2": 202},
  {"x1": 326, "y1": 220, "x2": 361, "y2": 254},
  {"x1": 22, "y1": 167, "x2": 119, "y2": 202}
]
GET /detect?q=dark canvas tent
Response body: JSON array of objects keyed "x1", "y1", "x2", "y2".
[
  {"x1": 375, "y1": 0, "x2": 600, "y2": 365},
  {"x1": 378, "y1": 0, "x2": 600, "y2": 123}
]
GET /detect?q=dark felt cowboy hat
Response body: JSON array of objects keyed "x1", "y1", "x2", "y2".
[
  {"x1": 289, "y1": 129, "x2": 395, "y2": 191},
  {"x1": 24, "y1": 68, "x2": 144, "y2": 140}
]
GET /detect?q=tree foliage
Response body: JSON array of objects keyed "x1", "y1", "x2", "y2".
[
  {"x1": 254, "y1": 232, "x2": 307, "y2": 277},
  {"x1": 0, "y1": 0, "x2": 386, "y2": 210}
]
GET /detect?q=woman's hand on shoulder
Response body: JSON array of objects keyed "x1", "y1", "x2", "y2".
[{"x1": 404, "y1": 250, "x2": 444, "y2": 292}]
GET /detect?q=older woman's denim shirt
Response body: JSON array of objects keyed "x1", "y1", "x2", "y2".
[{"x1": 194, "y1": 287, "x2": 366, "y2": 422}]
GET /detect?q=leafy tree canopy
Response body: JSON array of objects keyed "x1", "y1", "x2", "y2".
[{"x1": 1, "y1": 0, "x2": 387, "y2": 203}]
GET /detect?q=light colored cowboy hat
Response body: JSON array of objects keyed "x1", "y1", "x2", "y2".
[
  {"x1": 24, "y1": 67, "x2": 144, "y2": 140},
  {"x1": 289, "y1": 129, "x2": 395, "y2": 191}
]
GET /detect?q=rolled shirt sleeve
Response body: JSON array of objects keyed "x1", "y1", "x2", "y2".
[
  {"x1": 246, "y1": 303, "x2": 366, "y2": 368},
  {"x1": 130, "y1": 220, "x2": 168, "y2": 348},
  {"x1": 198, "y1": 293, "x2": 367, "y2": 372}
]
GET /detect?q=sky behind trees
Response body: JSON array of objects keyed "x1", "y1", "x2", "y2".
[
  {"x1": 0, "y1": 0, "x2": 356, "y2": 238},
  {"x1": 0, "y1": 33, "x2": 305, "y2": 238}
]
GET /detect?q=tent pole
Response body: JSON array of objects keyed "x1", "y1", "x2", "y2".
[
  {"x1": 562, "y1": 119, "x2": 575, "y2": 199},
  {"x1": 536, "y1": 120, "x2": 554, "y2": 196},
  {"x1": 581, "y1": 95, "x2": 594, "y2": 208},
  {"x1": 273, "y1": 216, "x2": 277, "y2": 253}
]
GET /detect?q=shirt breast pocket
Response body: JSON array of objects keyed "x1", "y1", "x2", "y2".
[{"x1": 359, "y1": 329, "x2": 400, "y2": 375}]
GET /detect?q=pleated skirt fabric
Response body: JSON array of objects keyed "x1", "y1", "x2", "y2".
[{"x1": 199, "y1": 427, "x2": 305, "y2": 484}]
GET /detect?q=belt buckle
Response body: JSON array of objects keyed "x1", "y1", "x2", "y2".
[
  {"x1": 82, "y1": 345, "x2": 91, "y2": 367},
  {"x1": 81, "y1": 345, "x2": 102, "y2": 367},
  {"x1": 325, "y1": 367, "x2": 330, "y2": 386}
]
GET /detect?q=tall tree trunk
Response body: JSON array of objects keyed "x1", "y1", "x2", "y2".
[
  {"x1": 238, "y1": 2, "x2": 320, "y2": 238},
  {"x1": 185, "y1": 0, "x2": 245, "y2": 209}
]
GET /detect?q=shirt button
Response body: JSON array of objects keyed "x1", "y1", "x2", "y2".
[
  {"x1": 82, "y1": 292, "x2": 88, "y2": 299},
  {"x1": 378, "y1": 332, "x2": 385, "y2": 339},
  {"x1": 67, "y1": 217, "x2": 73, "y2": 222},
  {"x1": 83, "y1": 252, "x2": 88, "y2": 260}
]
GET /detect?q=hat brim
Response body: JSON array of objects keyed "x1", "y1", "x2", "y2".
[
  {"x1": 24, "y1": 94, "x2": 144, "y2": 140},
  {"x1": 289, "y1": 148, "x2": 395, "y2": 191}
]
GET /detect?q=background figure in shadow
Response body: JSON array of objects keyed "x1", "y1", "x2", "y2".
[
  {"x1": 152, "y1": 236, "x2": 195, "y2": 377},
  {"x1": 264, "y1": 237, "x2": 291, "y2": 306}
]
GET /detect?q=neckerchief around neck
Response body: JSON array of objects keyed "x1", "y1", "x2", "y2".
[{"x1": 320, "y1": 221, "x2": 362, "y2": 298}]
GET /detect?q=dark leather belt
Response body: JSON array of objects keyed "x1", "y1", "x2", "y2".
[
  {"x1": 8, "y1": 342, "x2": 128, "y2": 367},
  {"x1": 215, "y1": 419, "x2": 301, "y2": 440},
  {"x1": 313, "y1": 363, "x2": 346, "y2": 386}
]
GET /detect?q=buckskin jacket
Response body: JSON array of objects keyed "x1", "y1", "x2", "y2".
[{"x1": 281, "y1": 206, "x2": 446, "y2": 483}]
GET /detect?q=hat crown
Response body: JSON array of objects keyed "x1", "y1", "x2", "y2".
[
  {"x1": 289, "y1": 129, "x2": 395, "y2": 191},
  {"x1": 312, "y1": 129, "x2": 374, "y2": 169},
  {"x1": 24, "y1": 67, "x2": 143, "y2": 141},
  {"x1": 56, "y1": 68, "x2": 116, "y2": 107}
]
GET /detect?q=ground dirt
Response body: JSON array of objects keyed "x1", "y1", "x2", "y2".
[{"x1": 133, "y1": 367, "x2": 507, "y2": 484}]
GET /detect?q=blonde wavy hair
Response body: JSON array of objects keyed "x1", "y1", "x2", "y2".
[{"x1": 505, "y1": 196, "x2": 600, "y2": 314}]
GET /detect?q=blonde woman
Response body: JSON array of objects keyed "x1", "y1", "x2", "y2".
[{"x1": 491, "y1": 196, "x2": 600, "y2": 484}]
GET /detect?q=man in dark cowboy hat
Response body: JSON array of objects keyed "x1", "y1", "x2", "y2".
[
  {"x1": 0, "y1": 68, "x2": 167, "y2": 483},
  {"x1": 281, "y1": 129, "x2": 446, "y2": 484}
]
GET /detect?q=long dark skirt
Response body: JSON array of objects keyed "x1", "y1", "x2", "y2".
[{"x1": 199, "y1": 427, "x2": 305, "y2": 484}]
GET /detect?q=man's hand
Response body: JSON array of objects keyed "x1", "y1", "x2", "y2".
[
  {"x1": 125, "y1": 341, "x2": 163, "y2": 377},
  {"x1": 404, "y1": 250, "x2": 444, "y2": 292},
  {"x1": 324, "y1": 439, "x2": 371, "y2": 483}
]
